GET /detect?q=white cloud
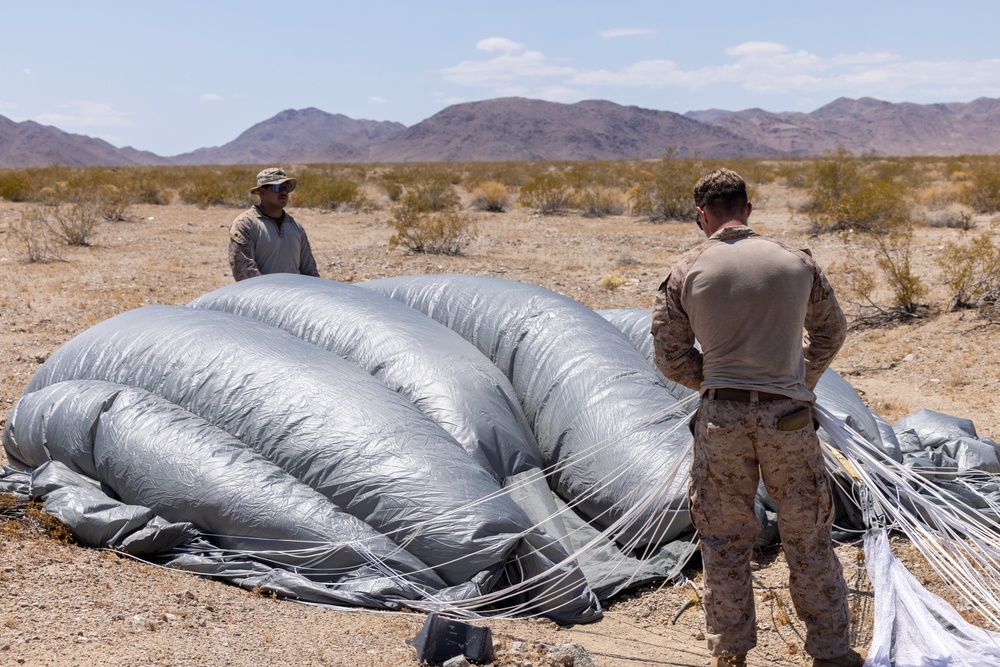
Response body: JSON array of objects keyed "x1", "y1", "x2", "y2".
[
  {"x1": 599, "y1": 28, "x2": 655, "y2": 40},
  {"x1": 200, "y1": 93, "x2": 222, "y2": 102},
  {"x1": 443, "y1": 40, "x2": 576, "y2": 88},
  {"x1": 476, "y1": 37, "x2": 524, "y2": 54},
  {"x1": 369, "y1": 95, "x2": 388, "y2": 104},
  {"x1": 442, "y1": 39, "x2": 1000, "y2": 108},
  {"x1": 36, "y1": 101, "x2": 130, "y2": 128}
]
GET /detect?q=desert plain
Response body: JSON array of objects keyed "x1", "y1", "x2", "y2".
[{"x1": 0, "y1": 177, "x2": 998, "y2": 666}]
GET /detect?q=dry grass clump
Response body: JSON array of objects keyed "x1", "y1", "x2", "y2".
[
  {"x1": 468, "y1": 181, "x2": 510, "y2": 212},
  {"x1": 0, "y1": 496, "x2": 77, "y2": 544},
  {"x1": 598, "y1": 273, "x2": 628, "y2": 291}
]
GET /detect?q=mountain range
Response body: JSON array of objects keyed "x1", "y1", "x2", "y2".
[{"x1": 3, "y1": 96, "x2": 1000, "y2": 168}]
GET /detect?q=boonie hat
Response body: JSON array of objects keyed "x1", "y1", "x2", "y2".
[{"x1": 250, "y1": 167, "x2": 297, "y2": 195}]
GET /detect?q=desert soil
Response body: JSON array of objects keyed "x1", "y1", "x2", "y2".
[{"x1": 0, "y1": 182, "x2": 997, "y2": 666}]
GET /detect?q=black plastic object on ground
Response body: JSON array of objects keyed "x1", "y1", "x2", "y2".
[{"x1": 408, "y1": 613, "x2": 494, "y2": 665}]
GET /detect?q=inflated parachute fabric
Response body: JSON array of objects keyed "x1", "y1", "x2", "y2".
[
  {"x1": 359, "y1": 275, "x2": 695, "y2": 550},
  {"x1": 5, "y1": 302, "x2": 599, "y2": 622},
  {"x1": 6, "y1": 273, "x2": 1000, "y2": 656}
]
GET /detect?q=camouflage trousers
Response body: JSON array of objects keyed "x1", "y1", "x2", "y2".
[{"x1": 689, "y1": 393, "x2": 851, "y2": 660}]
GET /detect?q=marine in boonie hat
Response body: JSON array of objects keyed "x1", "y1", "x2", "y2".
[{"x1": 250, "y1": 167, "x2": 298, "y2": 195}]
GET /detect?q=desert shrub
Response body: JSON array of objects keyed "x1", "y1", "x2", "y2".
[
  {"x1": 575, "y1": 186, "x2": 625, "y2": 217},
  {"x1": 626, "y1": 149, "x2": 703, "y2": 221},
  {"x1": 6, "y1": 208, "x2": 63, "y2": 262},
  {"x1": 518, "y1": 172, "x2": 572, "y2": 215},
  {"x1": 0, "y1": 171, "x2": 33, "y2": 201},
  {"x1": 387, "y1": 200, "x2": 475, "y2": 255},
  {"x1": 837, "y1": 222, "x2": 927, "y2": 324},
  {"x1": 469, "y1": 181, "x2": 510, "y2": 212},
  {"x1": 937, "y1": 230, "x2": 1000, "y2": 310},
  {"x1": 295, "y1": 174, "x2": 362, "y2": 211},
  {"x1": 177, "y1": 168, "x2": 254, "y2": 208},
  {"x1": 962, "y1": 158, "x2": 1000, "y2": 213},
  {"x1": 95, "y1": 184, "x2": 134, "y2": 221},
  {"x1": 46, "y1": 200, "x2": 100, "y2": 246},
  {"x1": 402, "y1": 175, "x2": 460, "y2": 212},
  {"x1": 805, "y1": 148, "x2": 912, "y2": 234},
  {"x1": 598, "y1": 273, "x2": 628, "y2": 291}
]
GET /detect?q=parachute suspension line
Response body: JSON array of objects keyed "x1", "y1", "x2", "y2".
[
  {"x1": 816, "y1": 405, "x2": 1000, "y2": 630},
  {"x1": 394, "y1": 408, "x2": 700, "y2": 620}
]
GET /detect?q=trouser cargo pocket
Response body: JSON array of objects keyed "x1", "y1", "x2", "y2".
[{"x1": 776, "y1": 406, "x2": 812, "y2": 431}]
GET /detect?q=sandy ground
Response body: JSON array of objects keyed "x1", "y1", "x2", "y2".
[{"x1": 0, "y1": 182, "x2": 997, "y2": 666}]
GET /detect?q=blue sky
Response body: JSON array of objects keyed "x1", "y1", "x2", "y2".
[{"x1": 5, "y1": 1, "x2": 1000, "y2": 156}]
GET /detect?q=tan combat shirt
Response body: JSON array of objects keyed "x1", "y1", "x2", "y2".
[
  {"x1": 651, "y1": 226, "x2": 846, "y2": 402},
  {"x1": 228, "y1": 206, "x2": 320, "y2": 281}
]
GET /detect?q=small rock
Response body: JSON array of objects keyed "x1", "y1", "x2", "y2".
[
  {"x1": 442, "y1": 656, "x2": 470, "y2": 667},
  {"x1": 903, "y1": 353, "x2": 915, "y2": 362},
  {"x1": 547, "y1": 643, "x2": 595, "y2": 667}
]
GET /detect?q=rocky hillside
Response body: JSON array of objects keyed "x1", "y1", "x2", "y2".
[
  {"x1": 169, "y1": 107, "x2": 406, "y2": 165},
  {"x1": 687, "y1": 96, "x2": 1000, "y2": 156},
  {"x1": 368, "y1": 97, "x2": 779, "y2": 161},
  {"x1": 7, "y1": 96, "x2": 1000, "y2": 167}
]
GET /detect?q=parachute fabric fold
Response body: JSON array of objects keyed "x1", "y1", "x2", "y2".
[
  {"x1": 187, "y1": 274, "x2": 542, "y2": 483},
  {"x1": 359, "y1": 275, "x2": 694, "y2": 550},
  {"x1": 16, "y1": 305, "x2": 601, "y2": 623}
]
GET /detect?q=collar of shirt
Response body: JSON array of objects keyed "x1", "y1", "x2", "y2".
[
  {"x1": 253, "y1": 205, "x2": 286, "y2": 226},
  {"x1": 710, "y1": 225, "x2": 755, "y2": 241}
]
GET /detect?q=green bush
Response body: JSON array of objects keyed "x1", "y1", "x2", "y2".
[
  {"x1": 403, "y1": 175, "x2": 460, "y2": 212},
  {"x1": 387, "y1": 201, "x2": 475, "y2": 255},
  {"x1": 805, "y1": 148, "x2": 912, "y2": 234},
  {"x1": 178, "y1": 168, "x2": 253, "y2": 208},
  {"x1": 626, "y1": 150, "x2": 703, "y2": 221},
  {"x1": 962, "y1": 158, "x2": 1000, "y2": 213},
  {"x1": 574, "y1": 186, "x2": 625, "y2": 217},
  {"x1": 937, "y1": 230, "x2": 1000, "y2": 310},
  {"x1": 518, "y1": 172, "x2": 572, "y2": 214},
  {"x1": 0, "y1": 171, "x2": 33, "y2": 201},
  {"x1": 294, "y1": 174, "x2": 362, "y2": 210}
]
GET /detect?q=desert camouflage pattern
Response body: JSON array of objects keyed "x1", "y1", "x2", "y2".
[
  {"x1": 250, "y1": 167, "x2": 297, "y2": 195},
  {"x1": 689, "y1": 395, "x2": 851, "y2": 659},
  {"x1": 228, "y1": 206, "x2": 319, "y2": 282},
  {"x1": 652, "y1": 225, "x2": 852, "y2": 659}
]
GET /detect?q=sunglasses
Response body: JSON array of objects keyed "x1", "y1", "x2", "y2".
[{"x1": 265, "y1": 183, "x2": 292, "y2": 193}]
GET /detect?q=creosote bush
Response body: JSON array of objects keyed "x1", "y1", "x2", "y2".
[
  {"x1": 387, "y1": 201, "x2": 475, "y2": 255},
  {"x1": 962, "y1": 157, "x2": 1000, "y2": 213},
  {"x1": 626, "y1": 149, "x2": 703, "y2": 221},
  {"x1": 937, "y1": 229, "x2": 1000, "y2": 311},
  {"x1": 293, "y1": 174, "x2": 363, "y2": 211},
  {"x1": 518, "y1": 172, "x2": 572, "y2": 215},
  {"x1": 575, "y1": 187, "x2": 625, "y2": 218},
  {"x1": 6, "y1": 208, "x2": 64, "y2": 263}
]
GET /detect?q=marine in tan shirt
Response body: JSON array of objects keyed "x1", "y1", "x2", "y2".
[
  {"x1": 650, "y1": 169, "x2": 864, "y2": 667},
  {"x1": 228, "y1": 168, "x2": 320, "y2": 282}
]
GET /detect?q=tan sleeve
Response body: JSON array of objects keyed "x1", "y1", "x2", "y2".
[
  {"x1": 651, "y1": 257, "x2": 704, "y2": 391},
  {"x1": 802, "y1": 262, "x2": 847, "y2": 389},
  {"x1": 299, "y1": 229, "x2": 320, "y2": 278},
  {"x1": 228, "y1": 214, "x2": 261, "y2": 282}
]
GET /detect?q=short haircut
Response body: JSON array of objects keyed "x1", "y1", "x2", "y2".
[{"x1": 693, "y1": 168, "x2": 748, "y2": 219}]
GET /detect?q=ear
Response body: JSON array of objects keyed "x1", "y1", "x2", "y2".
[
  {"x1": 746, "y1": 201, "x2": 753, "y2": 218},
  {"x1": 695, "y1": 206, "x2": 705, "y2": 230}
]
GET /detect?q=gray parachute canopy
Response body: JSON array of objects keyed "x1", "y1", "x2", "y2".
[{"x1": 7, "y1": 273, "x2": 993, "y2": 628}]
